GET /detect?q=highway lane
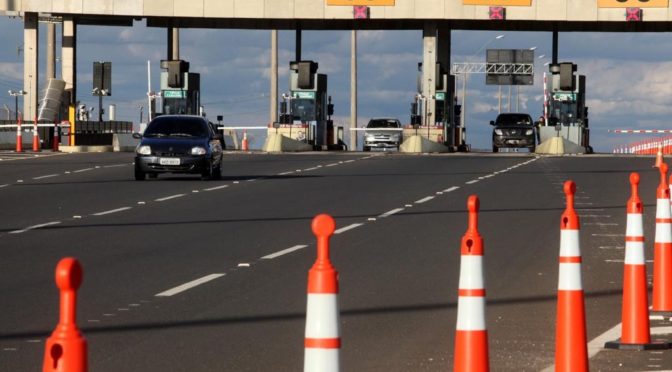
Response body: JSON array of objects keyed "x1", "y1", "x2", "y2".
[{"x1": 0, "y1": 152, "x2": 670, "y2": 371}]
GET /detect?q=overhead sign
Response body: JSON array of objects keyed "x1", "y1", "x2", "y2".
[
  {"x1": 163, "y1": 90, "x2": 185, "y2": 98},
  {"x1": 598, "y1": 0, "x2": 668, "y2": 7},
  {"x1": 463, "y1": 0, "x2": 531, "y2": 5},
  {"x1": 292, "y1": 91, "x2": 316, "y2": 99},
  {"x1": 327, "y1": 0, "x2": 394, "y2": 5}
]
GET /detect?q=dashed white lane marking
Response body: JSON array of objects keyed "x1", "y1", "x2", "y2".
[
  {"x1": 415, "y1": 196, "x2": 435, "y2": 204},
  {"x1": 155, "y1": 194, "x2": 186, "y2": 202},
  {"x1": 262, "y1": 245, "x2": 308, "y2": 260},
  {"x1": 444, "y1": 186, "x2": 460, "y2": 193},
  {"x1": 593, "y1": 233, "x2": 624, "y2": 237},
  {"x1": 379, "y1": 208, "x2": 404, "y2": 218},
  {"x1": 102, "y1": 164, "x2": 127, "y2": 168},
  {"x1": 344, "y1": 160, "x2": 355, "y2": 163},
  {"x1": 33, "y1": 174, "x2": 58, "y2": 180},
  {"x1": 93, "y1": 207, "x2": 132, "y2": 216},
  {"x1": 204, "y1": 185, "x2": 228, "y2": 191},
  {"x1": 73, "y1": 167, "x2": 94, "y2": 173},
  {"x1": 9, "y1": 221, "x2": 61, "y2": 234},
  {"x1": 335, "y1": 223, "x2": 364, "y2": 234},
  {"x1": 585, "y1": 223, "x2": 618, "y2": 226},
  {"x1": 278, "y1": 171, "x2": 294, "y2": 175},
  {"x1": 466, "y1": 180, "x2": 479, "y2": 185},
  {"x1": 599, "y1": 246, "x2": 624, "y2": 250},
  {"x1": 155, "y1": 274, "x2": 225, "y2": 297},
  {"x1": 580, "y1": 215, "x2": 612, "y2": 218},
  {"x1": 326, "y1": 163, "x2": 339, "y2": 167},
  {"x1": 0, "y1": 184, "x2": 8, "y2": 188}
]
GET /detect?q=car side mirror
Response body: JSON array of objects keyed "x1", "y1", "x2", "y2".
[{"x1": 489, "y1": 120, "x2": 495, "y2": 126}]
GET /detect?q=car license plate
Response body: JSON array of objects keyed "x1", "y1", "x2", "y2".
[{"x1": 159, "y1": 157, "x2": 180, "y2": 166}]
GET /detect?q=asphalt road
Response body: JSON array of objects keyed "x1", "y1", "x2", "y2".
[{"x1": 0, "y1": 151, "x2": 670, "y2": 371}]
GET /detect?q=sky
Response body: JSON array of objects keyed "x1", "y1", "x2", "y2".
[{"x1": 0, "y1": 16, "x2": 671, "y2": 152}]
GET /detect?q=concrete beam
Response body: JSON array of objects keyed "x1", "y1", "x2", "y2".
[
  {"x1": 421, "y1": 22, "x2": 436, "y2": 127},
  {"x1": 62, "y1": 16, "x2": 76, "y2": 107},
  {"x1": 23, "y1": 12, "x2": 38, "y2": 121}
]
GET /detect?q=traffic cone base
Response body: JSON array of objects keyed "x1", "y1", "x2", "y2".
[
  {"x1": 454, "y1": 330, "x2": 489, "y2": 372},
  {"x1": 604, "y1": 339, "x2": 670, "y2": 351}
]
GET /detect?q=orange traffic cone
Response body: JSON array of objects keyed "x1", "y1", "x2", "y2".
[
  {"x1": 33, "y1": 117, "x2": 41, "y2": 152},
  {"x1": 605, "y1": 173, "x2": 669, "y2": 350},
  {"x1": 655, "y1": 145, "x2": 664, "y2": 168},
  {"x1": 555, "y1": 181, "x2": 588, "y2": 372},
  {"x1": 15, "y1": 113, "x2": 23, "y2": 153},
  {"x1": 304, "y1": 214, "x2": 340, "y2": 372},
  {"x1": 43, "y1": 258, "x2": 87, "y2": 372},
  {"x1": 241, "y1": 130, "x2": 249, "y2": 151},
  {"x1": 653, "y1": 163, "x2": 672, "y2": 315},
  {"x1": 453, "y1": 195, "x2": 489, "y2": 372}
]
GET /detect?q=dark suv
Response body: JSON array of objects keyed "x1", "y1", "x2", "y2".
[{"x1": 490, "y1": 113, "x2": 536, "y2": 153}]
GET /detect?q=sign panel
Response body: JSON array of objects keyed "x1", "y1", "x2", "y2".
[
  {"x1": 163, "y1": 90, "x2": 185, "y2": 98},
  {"x1": 463, "y1": 0, "x2": 532, "y2": 5},
  {"x1": 292, "y1": 91, "x2": 316, "y2": 99},
  {"x1": 327, "y1": 0, "x2": 394, "y2": 5},
  {"x1": 598, "y1": 0, "x2": 668, "y2": 7}
]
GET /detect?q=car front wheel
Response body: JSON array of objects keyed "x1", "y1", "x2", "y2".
[{"x1": 134, "y1": 165, "x2": 146, "y2": 181}]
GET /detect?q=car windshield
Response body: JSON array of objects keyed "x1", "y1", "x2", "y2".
[
  {"x1": 496, "y1": 114, "x2": 532, "y2": 126},
  {"x1": 144, "y1": 117, "x2": 208, "y2": 138},
  {"x1": 367, "y1": 119, "x2": 400, "y2": 128}
]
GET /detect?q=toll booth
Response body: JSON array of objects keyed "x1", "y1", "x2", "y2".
[
  {"x1": 410, "y1": 63, "x2": 460, "y2": 150},
  {"x1": 278, "y1": 60, "x2": 339, "y2": 149},
  {"x1": 540, "y1": 62, "x2": 592, "y2": 153},
  {"x1": 160, "y1": 60, "x2": 201, "y2": 116}
]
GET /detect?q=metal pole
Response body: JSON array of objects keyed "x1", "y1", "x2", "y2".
[
  {"x1": 461, "y1": 74, "x2": 466, "y2": 128},
  {"x1": 271, "y1": 30, "x2": 278, "y2": 124},
  {"x1": 508, "y1": 85, "x2": 512, "y2": 112},
  {"x1": 351, "y1": 29, "x2": 357, "y2": 151},
  {"x1": 14, "y1": 95, "x2": 18, "y2": 122},
  {"x1": 516, "y1": 85, "x2": 520, "y2": 112},
  {"x1": 296, "y1": 29, "x2": 302, "y2": 61},
  {"x1": 498, "y1": 85, "x2": 502, "y2": 114}
]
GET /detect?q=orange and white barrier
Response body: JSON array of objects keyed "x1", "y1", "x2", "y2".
[
  {"x1": 555, "y1": 181, "x2": 588, "y2": 372},
  {"x1": 653, "y1": 163, "x2": 672, "y2": 314},
  {"x1": 453, "y1": 195, "x2": 489, "y2": 372},
  {"x1": 33, "y1": 116, "x2": 41, "y2": 152},
  {"x1": 242, "y1": 130, "x2": 249, "y2": 151},
  {"x1": 304, "y1": 214, "x2": 340, "y2": 372},
  {"x1": 43, "y1": 258, "x2": 88, "y2": 372},
  {"x1": 15, "y1": 113, "x2": 23, "y2": 153},
  {"x1": 655, "y1": 145, "x2": 664, "y2": 168},
  {"x1": 605, "y1": 173, "x2": 669, "y2": 350}
]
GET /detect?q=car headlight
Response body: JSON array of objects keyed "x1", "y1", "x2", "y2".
[
  {"x1": 525, "y1": 129, "x2": 534, "y2": 136},
  {"x1": 136, "y1": 145, "x2": 151, "y2": 155},
  {"x1": 494, "y1": 129, "x2": 503, "y2": 135},
  {"x1": 191, "y1": 146, "x2": 207, "y2": 155}
]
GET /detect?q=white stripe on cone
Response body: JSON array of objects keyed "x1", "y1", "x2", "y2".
[
  {"x1": 558, "y1": 263, "x2": 583, "y2": 290},
  {"x1": 626, "y1": 214, "x2": 644, "y2": 237},
  {"x1": 560, "y1": 230, "x2": 581, "y2": 257},
  {"x1": 458, "y1": 256, "x2": 484, "y2": 289},
  {"x1": 305, "y1": 294, "x2": 340, "y2": 338},
  {"x1": 456, "y1": 297, "x2": 486, "y2": 331}
]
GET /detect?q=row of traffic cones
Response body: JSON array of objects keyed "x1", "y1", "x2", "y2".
[
  {"x1": 43, "y1": 176, "x2": 671, "y2": 371},
  {"x1": 14, "y1": 113, "x2": 62, "y2": 153}
]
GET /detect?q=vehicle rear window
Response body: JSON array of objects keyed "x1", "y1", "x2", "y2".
[
  {"x1": 367, "y1": 119, "x2": 400, "y2": 128},
  {"x1": 144, "y1": 117, "x2": 209, "y2": 137},
  {"x1": 496, "y1": 114, "x2": 532, "y2": 126}
]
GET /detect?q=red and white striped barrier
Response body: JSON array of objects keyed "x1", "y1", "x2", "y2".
[
  {"x1": 453, "y1": 195, "x2": 489, "y2": 372},
  {"x1": 304, "y1": 214, "x2": 340, "y2": 372},
  {"x1": 15, "y1": 114, "x2": 22, "y2": 153},
  {"x1": 555, "y1": 181, "x2": 588, "y2": 372}
]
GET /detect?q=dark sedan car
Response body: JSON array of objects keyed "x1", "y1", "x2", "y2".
[
  {"x1": 133, "y1": 115, "x2": 224, "y2": 180},
  {"x1": 490, "y1": 113, "x2": 536, "y2": 153}
]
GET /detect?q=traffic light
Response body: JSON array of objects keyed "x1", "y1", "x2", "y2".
[{"x1": 559, "y1": 63, "x2": 577, "y2": 91}]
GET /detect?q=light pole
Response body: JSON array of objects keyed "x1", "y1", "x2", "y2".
[
  {"x1": 461, "y1": 34, "x2": 505, "y2": 129},
  {"x1": 8, "y1": 90, "x2": 27, "y2": 121}
]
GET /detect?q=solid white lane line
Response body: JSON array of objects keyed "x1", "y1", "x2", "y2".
[
  {"x1": 262, "y1": 245, "x2": 308, "y2": 260},
  {"x1": 155, "y1": 194, "x2": 185, "y2": 202},
  {"x1": 73, "y1": 168, "x2": 94, "y2": 173},
  {"x1": 33, "y1": 174, "x2": 58, "y2": 180},
  {"x1": 10, "y1": 221, "x2": 61, "y2": 234},
  {"x1": 93, "y1": 207, "x2": 132, "y2": 216},
  {"x1": 155, "y1": 274, "x2": 225, "y2": 297},
  {"x1": 444, "y1": 186, "x2": 460, "y2": 193},
  {"x1": 204, "y1": 185, "x2": 229, "y2": 191},
  {"x1": 466, "y1": 180, "x2": 479, "y2": 185},
  {"x1": 379, "y1": 208, "x2": 404, "y2": 218},
  {"x1": 335, "y1": 223, "x2": 364, "y2": 234},
  {"x1": 415, "y1": 196, "x2": 435, "y2": 204}
]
